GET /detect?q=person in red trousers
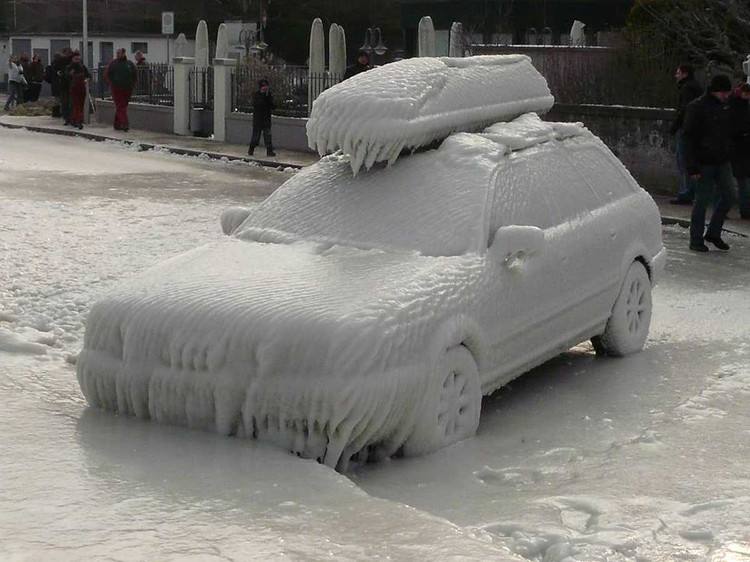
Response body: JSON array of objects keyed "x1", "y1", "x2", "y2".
[
  {"x1": 104, "y1": 48, "x2": 137, "y2": 131},
  {"x1": 66, "y1": 52, "x2": 90, "y2": 130}
]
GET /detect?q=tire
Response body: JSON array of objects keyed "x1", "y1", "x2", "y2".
[
  {"x1": 403, "y1": 345, "x2": 482, "y2": 456},
  {"x1": 593, "y1": 261, "x2": 652, "y2": 357}
]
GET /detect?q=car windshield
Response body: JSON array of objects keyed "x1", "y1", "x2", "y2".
[{"x1": 238, "y1": 148, "x2": 493, "y2": 257}]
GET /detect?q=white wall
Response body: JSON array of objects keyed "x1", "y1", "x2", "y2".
[{"x1": 8, "y1": 35, "x2": 195, "y2": 68}]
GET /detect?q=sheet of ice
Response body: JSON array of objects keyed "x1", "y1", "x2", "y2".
[{"x1": 307, "y1": 55, "x2": 554, "y2": 174}]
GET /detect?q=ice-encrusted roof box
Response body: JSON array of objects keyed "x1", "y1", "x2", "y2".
[
  {"x1": 307, "y1": 55, "x2": 555, "y2": 174},
  {"x1": 77, "y1": 56, "x2": 665, "y2": 471}
]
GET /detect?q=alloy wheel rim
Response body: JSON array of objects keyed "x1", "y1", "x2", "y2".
[
  {"x1": 438, "y1": 368, "x2": 472, "y2": 438},
  {"x1": 625, "y1": 277, "x2": 648, "y2": 335}
]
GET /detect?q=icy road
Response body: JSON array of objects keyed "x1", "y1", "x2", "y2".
[{"x1": 2, "y1": 128, "x2": 750, "y2": 561}]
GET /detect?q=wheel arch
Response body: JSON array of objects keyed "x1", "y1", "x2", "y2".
[{"x1": 429, "y1": 315, "x2": 486, "y2": 374}]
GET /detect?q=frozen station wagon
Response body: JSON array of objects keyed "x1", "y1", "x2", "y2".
[{"x1": 78, "y1": 56, "x2": 666, "y2": 470}]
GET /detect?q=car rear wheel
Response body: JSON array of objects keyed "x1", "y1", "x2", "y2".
[
  {"x1": 403, "y1": 345, "x2": 482, "y2": 456},
  {"x1": 592, "y1": 260, "x2": 652, "y2": 357}
]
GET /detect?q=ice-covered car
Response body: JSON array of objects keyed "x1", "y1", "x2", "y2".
[
  {"x1": 77, "y1": 57, "x2": 665, "y2": 470},
  {"x1": 77, "y1": 113, "x2": 665, "y2": 470}
]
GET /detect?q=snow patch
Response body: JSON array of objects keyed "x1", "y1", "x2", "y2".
[{"x1": 0, "y1": 328, "x2": 49, "y2": 355}]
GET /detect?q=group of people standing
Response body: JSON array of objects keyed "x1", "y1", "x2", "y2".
[
  {"x1": 3, "y1": 54, "x2": 45, "y2": 111},
  {"x1": 5, "y1": 47, "x2": 146, "y2": 132},
  {"x1": 671, "y1": 65, "x2": 750, "y2": 252}
]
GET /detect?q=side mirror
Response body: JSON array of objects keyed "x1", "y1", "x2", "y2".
[
  {"x1": 220, "y1": 206, "x2": 253, "y2": 235},
  {"x1": 489, "y1": 225, "x2": 545, "y2": 268}
]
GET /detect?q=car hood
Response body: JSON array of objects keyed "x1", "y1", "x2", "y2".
[{"x1": 83, "y1": 238, "x2": 483, "y2": 378}]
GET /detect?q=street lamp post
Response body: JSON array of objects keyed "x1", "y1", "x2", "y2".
[
  {"x1": 83, "y1": 0, "x2": 90, "y2": 123},
  {"x1": 360, "y1": 27, "x2": 387, "y2": 66}
]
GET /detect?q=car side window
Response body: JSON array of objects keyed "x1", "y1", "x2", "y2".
[
  {"x1": 491, "y1": 144, "x2": 598, "y2": 231},
  {"x1": 565, "y1": 142, "x2": 638, "y2": 204}
]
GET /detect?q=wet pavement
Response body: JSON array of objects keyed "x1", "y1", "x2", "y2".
[{"x1": 2, "y1": 127, "x2": 750, "y2": 561}]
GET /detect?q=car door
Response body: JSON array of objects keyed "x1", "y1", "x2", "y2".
[
  {"x1": 563, "y1": 138, "x2": 640, "y2": 310},
  {"x1": 480, "y1": 144, "x2": 579, "y2": 389},
  {"x1": 483, "y1": 140, "x2": 622, "y2": 386}
]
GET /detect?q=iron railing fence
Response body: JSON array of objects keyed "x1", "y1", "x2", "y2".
[
  {"x1": 232, "y1": 65, "x2": 342, "y2": 118},
  {"x1": 132, "y1": 63, "x2": 174, "y2": 106},
  {"x1": 91, "y1": 63, "x2": 174, "y2": 107},
  {"x1": 189, "y1": 67, "x2": 214, "y2": 110}
]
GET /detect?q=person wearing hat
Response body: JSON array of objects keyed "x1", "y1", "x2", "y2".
[
  {"x1": 344, "y1": 50, "x2": 371, "y2": 80},
  {"x1": 683, "y1": 74, "x2": 736, "y2": 252},
  {"x1": 248, "y1": 78, "x2": 276, "y2": 157}
]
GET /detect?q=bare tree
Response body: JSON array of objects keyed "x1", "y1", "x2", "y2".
[{"x1": 630, "y1": 0, "x2": 750, "y2": 76}]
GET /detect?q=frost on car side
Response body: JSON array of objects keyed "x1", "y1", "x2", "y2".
[{"x1": 77, "y1": 57, "x2": 665, "y2": 471}]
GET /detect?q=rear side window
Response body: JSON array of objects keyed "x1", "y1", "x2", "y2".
[
  {"x1": 492, "y1": 143, "x2": 599, "y2": 230},
  {"x1": 566, "y1": 142, "x2": 638, "y2": 204}
]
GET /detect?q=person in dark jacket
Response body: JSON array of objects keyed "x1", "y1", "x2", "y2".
[
  {"x1": 25, "y1": 54, "x2": 45, "y2": 102},
  {"x1": 344, "y1": 50, "x2": 371, "y2": 80},
  {"x1": 670, "y1": 64, "x2": 704, "y2": 204},
  {"x1": 104, "y1": 48, "x2": 137, "y2": 131},
  {"x1": 248, "y1": 79, "x2": 276, "y2": 157},
  {"x1": 66, "y1": 51, "x2": 90, "y2": 129},
  {"x1": 683, "y1": 74, "x2": 735, "y2": 252},
  {"x1": 55, "y1": 48, "x2": 74, "y2": 124},
  {"x1": 729, "y1": 83, "x2": 750, "y2": 219}
]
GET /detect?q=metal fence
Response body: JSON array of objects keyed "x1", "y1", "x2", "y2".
[
  {"x1": 232, "y1": 65, "x2": 342, "y2": 118},
  {"x1": 190, "y1": 67, "x2": 214, "y2": 110},
  {"x1": 90, "y1": 63, "x2": 174, "y2": 107},
  {"x1": 133, "y1": 63, "x2": 174, "y2": 106}
]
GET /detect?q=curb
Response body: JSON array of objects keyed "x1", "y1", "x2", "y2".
[
  {"x1": 661, "y1": 215, "x2": 748, "y2": 238},
  {"x1": 0, "y1": 121, "x2": 304, "y2": 170}
]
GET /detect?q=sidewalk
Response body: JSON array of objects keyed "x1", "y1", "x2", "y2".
[
  {"x1": 2, "y1": 112, "x2": 749, "y2": 237},
  {"x1": 653, "y1": 194, "x2": 750, "y2": 237},
  {"x1": 0, "y1": 114, "x2": 319, "y2": 169}
]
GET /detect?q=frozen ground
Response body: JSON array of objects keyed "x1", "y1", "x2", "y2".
[{"x1": 2, "y1": 128, "x2": 750, "y2": 561}]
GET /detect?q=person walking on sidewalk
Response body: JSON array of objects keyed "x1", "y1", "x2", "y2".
[
  {"x1": 248, "y1": 79, "x2": 276, "y2": 157},
  {"x1": 670, "y1": 64, "x2": 704, "y2": 205},
  {"x1": 56, "y1": 48, "x2": 74, "y2": 125},
  {"x1": 730, "y1": 82, "x2": 750, "y2": 219},
  {"x1": 683, "y1": 74, "x2": 735, "y2": 252},
  {"x1": 105, "y1": 49, "x2": 137, "y2": 131},
  {"x1": 4, "y1": 56, "x2": 27, "y2": 111},
  {"x1": 66, "y1": 51, "x2": 90, "y2": 130},
  {"x1": 25, "y1": 54, "x2": 45, "y2": 103}
]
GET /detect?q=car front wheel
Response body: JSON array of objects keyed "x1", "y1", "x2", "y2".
[
  {"x1": 403, "y1": 345, "x2": 482, "y2": 456},
  {"x1": 592, "y1": 260, "x2": 652, "y2": 357}
]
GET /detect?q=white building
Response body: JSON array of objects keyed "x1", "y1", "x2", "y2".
[{"x1": 3, "y1": 33, "x2": 195, "y2": 69}]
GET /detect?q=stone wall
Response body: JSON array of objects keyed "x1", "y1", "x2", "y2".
[
  {"x1": 225, "y1": 112, "x2": 312, "y2": 152},
  {"x1": 95, "y1": 100, "x2": 174, "y2": 134},
  {"x1": 547, "y1": 104, "x2": 678, "y2": 194}
]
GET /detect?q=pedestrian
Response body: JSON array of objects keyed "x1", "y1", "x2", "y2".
[
  {"x1": 104, "y1": 48, "x2": 137, "y2": 131},
  {"x1": 56, "y1": 48, "x2": 74, "y2": 124},
  {"x1": 683, "y1": 74, "x2": 736, "y2": 252},
  {"x1": 133, "y1": 50, "x2": 151, "y2": 99},
  {"x1": 670, "y1": 63, "x2": 704, "y2": 205},
  {"x1": 247, "y1": 79, "x2": 276, "y2": 157},
  {"x1": 66, "y1": 51, "x2": 90, "y2": 129},
  {"x1": 344, "y1": 50, "x2": 371, "y2": 80},
  {"x1": 729, "y1": 82, "x2": 750, "y2": 219},
  {"x1": 19, "y1": 54, "x2": 31, "y2": 102},
  {"x1": 25, "y1": 54, "x2": 45, "y2": 103},
  {"x1": 4, "y1": 56, "x2": 27, "y2": 111}
]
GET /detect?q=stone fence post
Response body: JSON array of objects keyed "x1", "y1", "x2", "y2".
[
  {"x1": 212, "y1": 59, "x2": 234, "y2": 142},
  {"x1": 173, "y1": 57, "x2": 194, "y2": 136}
]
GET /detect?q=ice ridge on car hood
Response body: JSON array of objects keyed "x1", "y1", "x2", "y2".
[{"x1": 77, "y1": 239, "x2": 483, "y2": 470}]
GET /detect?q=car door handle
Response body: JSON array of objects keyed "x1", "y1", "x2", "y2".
[{"x1": 504, "y1": 250, "x2": 530, "y2": 268}]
